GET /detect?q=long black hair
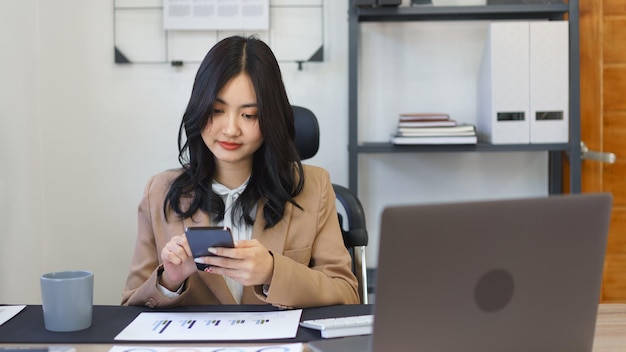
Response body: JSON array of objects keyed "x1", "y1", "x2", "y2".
[{"x1": 164, "y1": 35, "x2": 304, "y2": 228}]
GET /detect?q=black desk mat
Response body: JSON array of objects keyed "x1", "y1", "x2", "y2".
[{"x1": 0, "y1": 304, "x2": 372, "y2": 344}]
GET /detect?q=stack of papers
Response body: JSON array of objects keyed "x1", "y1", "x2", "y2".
[{"x1": 391, "y1": 113, "x2": 477, "y2": 145}]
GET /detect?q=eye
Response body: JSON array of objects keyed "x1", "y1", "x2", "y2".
[
  {"x1": 212, "y1": 108, "x2": 224, "y2": 115},
  {"x1": 242, "y1": 113, "x2": 258, "y2": 119}
]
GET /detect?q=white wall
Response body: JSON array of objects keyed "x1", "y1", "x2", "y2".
[
  {"x1": 0, "y1": 0, "x2": 45, "y2": 304},
  {"x1": 0, "y1": 0, "x2": 547, "y2": 305}
]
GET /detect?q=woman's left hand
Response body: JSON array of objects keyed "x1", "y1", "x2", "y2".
[{"x1": 197, "y1": 239, "x2": 274, "y2": 286}]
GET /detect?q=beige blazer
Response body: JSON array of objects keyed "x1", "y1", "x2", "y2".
[{"x1": 121, "y1": 165, "x2": 359, "y2": 308}]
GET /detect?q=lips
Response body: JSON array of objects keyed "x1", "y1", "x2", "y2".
[{"x1": 218, "y1": 141, "x2": 242, "y2": 150}]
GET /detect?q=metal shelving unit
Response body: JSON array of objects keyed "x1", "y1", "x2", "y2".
[{"x1": 347, "y1": 0, "x2": 581, "y2": 195}]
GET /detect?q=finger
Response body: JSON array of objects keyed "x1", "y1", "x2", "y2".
[
  {"x1": 222, "y1": 240, "x2": 266, "y2": 260},
  {"x1": 169, "y1": 233, "x2": 192, "y2": 257},
  {"x1": 198, "y1": 255, "x2": 236, "y2": 269},
  {"x1": 165, "y1": 239, "x2": 192, "y2": 262},
  {"x1": 177, "y1": 233, "x2": 193, "y2": 257},
  {"x1": 205, "y1": 266, "x2": 252, "y2": 284},
  {"x1": 234, "y1": 239, "x2": 261, "y2": 248},
  {"x1": 205, "y1": 265, "x2": 232, "y2": 276},
  {"x1": 207, "y1": 246, "x2": 240, "y2": 259},
  {"x1": 161, "y1": 245, "x2": 182, "y2": 265}
]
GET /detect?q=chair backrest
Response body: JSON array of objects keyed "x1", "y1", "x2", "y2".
[
  {"x1": 292, "y1": 106, "x2": 320, "y2": 160},
  {"x1": 292, "y1": 105, "x2": 370, "y2": 304}
]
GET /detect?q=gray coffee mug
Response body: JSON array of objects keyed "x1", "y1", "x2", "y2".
[{"x1": 40, "y1": 270, "x2": 94, "y2": 332}]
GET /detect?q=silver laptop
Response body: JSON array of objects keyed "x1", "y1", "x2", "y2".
[{"x1": 310, "y1": 193, "x2": 612, "y2": 352}]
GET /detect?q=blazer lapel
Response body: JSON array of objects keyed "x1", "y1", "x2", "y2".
[{"x1": 252, "y1": 200, "x2": 292, "y2": 256}]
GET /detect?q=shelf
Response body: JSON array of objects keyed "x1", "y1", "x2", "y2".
[
  {"x1": 357, "y1": 142, "x2": 570, "y2": 153},
  {"x1": 348, "y1": 0, "x2": 581, "y2": 194},
  {"x1": 354, "y1": 4, "x2": 569, "y2": 22}
]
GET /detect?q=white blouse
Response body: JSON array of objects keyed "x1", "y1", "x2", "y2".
[{"x1": 211, "y1": 178, "x2": 255, "y2": 304}]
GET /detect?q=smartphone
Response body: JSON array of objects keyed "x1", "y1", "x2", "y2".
[{"x1": 185, "y1": 226, "x2": 235, "y2": 258}]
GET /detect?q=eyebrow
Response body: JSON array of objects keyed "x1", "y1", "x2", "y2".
[{"x1": 214, "y1": 97, "x2": 257, "y2": 108}]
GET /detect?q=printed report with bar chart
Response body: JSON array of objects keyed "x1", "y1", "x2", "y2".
[{"x1": 114, "y1": 310, "x2": 302, "y2": 341}]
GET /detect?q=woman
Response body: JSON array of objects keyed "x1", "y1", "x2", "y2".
[{"x1": 121, "y1": 35, "x2": 359, "y2": 308}]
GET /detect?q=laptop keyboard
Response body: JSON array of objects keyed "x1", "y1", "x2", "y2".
[{"x1": 300, "y1": 314, "x2": 374, "y2": 338}]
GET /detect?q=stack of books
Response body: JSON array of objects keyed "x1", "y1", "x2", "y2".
[{"x1": 391, "y1": 113, "x2": 478, "y2": 145}]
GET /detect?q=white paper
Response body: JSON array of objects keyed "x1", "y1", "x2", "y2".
[
  {"x1": 163, "y1": 0, "x2": 269, "y2": 31},
  {"x1": 0, "y1": 305, "x2": 26, "y2": 326},
  {"x1": 109, "y1": 343, "x2": 303, "y2": 352},
  {"x1": 115, "y1": 309, "x2": 302, "y2": 341}
]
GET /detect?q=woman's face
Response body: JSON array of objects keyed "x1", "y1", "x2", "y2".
[{"x1": 202, "y1": 73, "x2": 264, "y2": 173}]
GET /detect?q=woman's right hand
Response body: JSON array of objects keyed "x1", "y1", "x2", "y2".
[{"x1": 159, "y1": 233, "x2": 197, "y2": 292}]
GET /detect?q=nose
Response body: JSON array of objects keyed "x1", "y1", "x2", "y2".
[{"x1": 223, "y1": 112, "x2": 241, "y2": 137}]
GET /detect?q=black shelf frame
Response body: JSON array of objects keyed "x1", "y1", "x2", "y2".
[
  {"x1": 357, "y1": 142, "x2": 569, "y2": 153},
  {"x1": 355, "y1": 4, "x2": 569, "y2": 22},
  {"x1": 347, "y1": 1, "x2": 581, "y2": 195}
]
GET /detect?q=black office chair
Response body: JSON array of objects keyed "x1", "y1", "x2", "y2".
[{"x1": 292, "y1": 105, "x2": 370, "y2": 304}]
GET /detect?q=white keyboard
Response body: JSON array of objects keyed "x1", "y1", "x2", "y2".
[{"x1": 300, "y1": 314, "x2": 374, "y2": 338}]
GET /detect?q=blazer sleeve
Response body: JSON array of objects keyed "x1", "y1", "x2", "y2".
[
  {"x1": 254, "y1": 167, "x2": 360, "y2": 308},
  {"x1": 121, "y1": 175, "x2": 186, "y2": 307}
]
